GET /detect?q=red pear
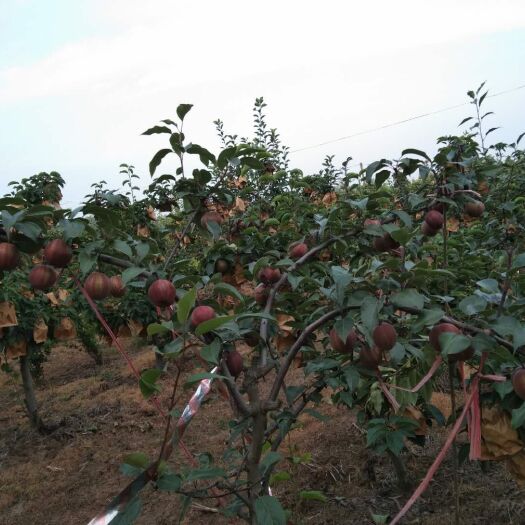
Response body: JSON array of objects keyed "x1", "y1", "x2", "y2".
[
  {"x1": 29, "y1": 264, "x2": 58, "y2": 290},
  {"x1": 44, "y1": 239, "x2": 72, "y2": 267},
  {"x1": 147, "y1": 279, "x2": 176, "y2": 307},
  {"x1": 0, "y1": 242, "x2": 20, "y2": 271},
  {"x1": 190, "y1": 305, "x2": 216, "y2": 327},
  {"x1": 373, "y1": 322, "x2": 397, "y2": 351},
  {"x1": 329, "y1": 328, "x2": 357, "y2": 354},
  {"x1": 84, "y1": 272, "x2": 111, "y2": 300}
]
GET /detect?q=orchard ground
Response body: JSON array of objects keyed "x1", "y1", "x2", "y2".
[{"x1": 1, "y1": 339, "x2": 524, "y2": 525}]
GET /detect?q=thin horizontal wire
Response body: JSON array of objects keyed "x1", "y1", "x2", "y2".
[{"x1": 290, "y1": 83, "x2": 525, "y2": 154}]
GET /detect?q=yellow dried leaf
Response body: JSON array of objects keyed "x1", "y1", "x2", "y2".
[
  {"x1": 117, "y1": 324, "x2": 132, "y2": 338},
  {"x1": 446, "y1": 217, "x2": 460, "y2": 232},
  {"x1": 54, "y1": 317, "x2": 77, "y2": 341},
  {"x1": 277, "y1": 314, "x2": 295, "y2": 335},
  {"x1": 322, "y1": 192, "x2": 337, "y2": 206},
  {"x1": 506, "y1": 450, "x2": 525, "y2": 487},
  {"x1": 147, "y1": 206, "x2": 157, "y2": 221},
  {"x1": 33, "y1": 318, "x2": 48, "y2": 343},
  {"x1": 276, "y1": 333, "x2": 296, "y2": 353},
  {"x1": 7, "y1": 339, "x2": 27, "y2": 358},
  {"x1": 45, "y1": 292, "x2": 59, "y2": 306},
  {"x1": 480, "y1": 404, "x2": 523, "y2": 460},
  {"x1": 0, "y1": 302, "x2": 17, "y2": 328},
  {"x1": 57, "y1": 288, "x2": 69, "y2": 302},
  {"x1": 402, "y1": 405, "x2": 428, "y2": 436},
  {"x1": 136, "y1": 225, "x2": 150, "y2": 238},
  {"x1": 127, "y1": 319, "x2": 144, "y2": 337},
  {"x1": 233, "y1": 197, "x2": 246, "y2": 213}
]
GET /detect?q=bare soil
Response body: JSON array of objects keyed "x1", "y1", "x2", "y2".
[{"x1": 1, "y1": 342, "x2": 524, "y2": 525}]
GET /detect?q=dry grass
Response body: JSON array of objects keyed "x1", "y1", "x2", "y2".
[{"x1": 1, "y1": 342, "x2": 524, "y2": 524}]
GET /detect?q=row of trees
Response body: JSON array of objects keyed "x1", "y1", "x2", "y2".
[{"x1": 1, "y1": 85, "x2": 525, "y2": 524}]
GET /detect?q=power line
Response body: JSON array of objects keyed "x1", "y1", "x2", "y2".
[{"x1": 290, "y1": 83, "x2": 525, "y2": 154}]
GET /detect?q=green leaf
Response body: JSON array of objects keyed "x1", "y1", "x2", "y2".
[
  {"x1": 459, "y1": 295, "x2": 487, "y2": 316},
  {"x1": 16, "y1": 221, "x2": 42, "y2": 241},
  {"x1": 439, "y1": 333, "x2": 471, "y2": 357},
  {"x1": 214, "y1": 282, "x2": 244, "y2": 302},
  {"x1": 149, "y1": 148, "x2": 172, "y2": 176},
  {"x1": 392, "y1": 210, "x2": 413, "y2": 228},
  {"x1": 401, "y1": 148, "x2": 431, "y2": 162},
  {"x1": 477, "y1": 278, "x2": 499, "y2": 293},
  {"x1": 185, "y1": 466, "x2": 225, "y2": 481},
  {"x1": 109, "y1": 495, "x2": 142, "y2": 525},
  {"x1": 114, "y1": 239, "x2": 133, "y2": 259},
  {"x1": 79, "y1": 251, "x2": 96, "y2": 275},
  {"x1": 157, "y1": 473, "x2": 182, "y2": 492},
  {"x1": 184, "y1": 371, "x2": 226, "y2": 386},
  {"x1": 147, "y1": 323, "x2": 170, "y2": 336},
  {"x1": 334, "y1": 314, "x2": 353, "y2": 342},
  {"x1": 254, "y1": 495, "x2": 286, "y2": 525},
  {"x1": 123, "y1": 452, "x2": 149, "y2": 469},
  {"x1": 186, "y1": 144, "x2": 216, "y2": 166},
  {"x1": 412, "y1": 308, "x2": 444, "y2": 332},
  {"x1": 361, "y1": 296, "x2": 379, "y2": 331},
  {"x1": 121, "y1": 266, "x2": 145, "y2": 285},
  {"x1": 236, "y1": 312, "x2": 276, "y2": 323},
  {"x1": 391, "y1": 289, "x2": 425, "y2": 311},
  {"x1": 142, "y1": 125, "x2": 172, "y2": 135},
  {"x1": 269, "y1": 471, "x2": 291, "y2": 485},
  {"x1": 195, "y1": 315, "x2": 235, "y2": 336},
  {"x1": 139, "y1": 368, "x2": 162, "y2": 398},
  {"x1": 176, "y1": 104, "x2": 193, "y2": 121},
  {"x1": 200, "y1": 338, "x2": 221, "y2": 365},
  {"x1": 511, "y1": 253, "x2": 525, "y2": 272},
  {"x1": 511, "y1": 403, "x2": 525, "y2": 429},
  {"x1": 299, "y1": 490, "x2": 327, "y2": 502},
  {"x1": 259, "y1": 451, "x2": 282, "y2": 475},
  {"x1": 177, "y1": 287, "x2": 196, "y2": 324}
]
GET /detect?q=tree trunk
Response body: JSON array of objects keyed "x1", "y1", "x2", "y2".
[
  {"x1": 19, "y1": 351, "x2": 45, "y2": 431},
  {"x1": 387, "y1": 449, "x2": 411, "y2": 492}
]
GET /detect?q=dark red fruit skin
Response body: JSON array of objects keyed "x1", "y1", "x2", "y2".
[
  {"x1": 465, "y1": 201, "x2": 485, "y2": 217},
  {"x1": 44, "y1": 239, "x2": 72, "y2": 267},
  {"x1": 512, "y1": 369, "x2": 525, "y2": 401},
  {"x1": 424, "y1": 210, "x2": 444, "y2": 230},
  {"x1": 215, "y1": 259, "x2": 230, "y2": 274},
  {"x1": 373, "y1": 322, "x2": 397, "y2": 351},
  {"x1": 0, "y1": 242, "x2": 20, "y2": 270},
  {"x1": 29, "y1": 264, "x2": 57, "y2": 290},
  {"x1": 109, "y1": 275, "x2": 126, "y2": 298},
  {"x1": 359, "y1": 346, "x2": 383, "y2": 369},
  {"x1": 289, "y1": 242, "x2": 308, "y2": 260},
  {"x1": 226, "y1": 350, "x2": 243, "y2": 377},
  {"x1": 259, "y1": 267, "x2": 281, "y2": 284},
  {"x1": 190, "y1": 305, "x2": 216, "y2": 327},
  {"x1": 382, "y1": 233, "x2": 400, "y2": 250},
  {"x1": 429, "y1": 323, "x2": 460, "y2": 352},
  {"x1": 373, "y1": 236, "x2": 387, "y2": 252},
  {"x1": 329, "y1": 328, "x2": 357, "y2": 354},
  {"x1": 147, "y1": 279, "x2": 176, "y2": 307},
  {"x1": 84, "y1": 272, "x2": 111, "y2": 300},
  {"x1": 254, "y1": 283, "x2": 270, "y2": 305},
  {"x1": 421, "y1": 221, "x2": 440, "y2": 237},
  {"x1": 448, "y1": 345, "x2": 475, "y2": 363},
  {"x1": 244, "y1": 332, "x2": 259, "y2": 347},
  {"x1": 200, "y1": 211, "x2": 223, "y2": 228},
  {"x1": 431, "y1": 202, "x2": 445, "y2": 213}
]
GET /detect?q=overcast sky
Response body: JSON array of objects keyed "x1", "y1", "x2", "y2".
[{"x1": 1, "y1": 0, "x2": 524, "y2": 207}]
